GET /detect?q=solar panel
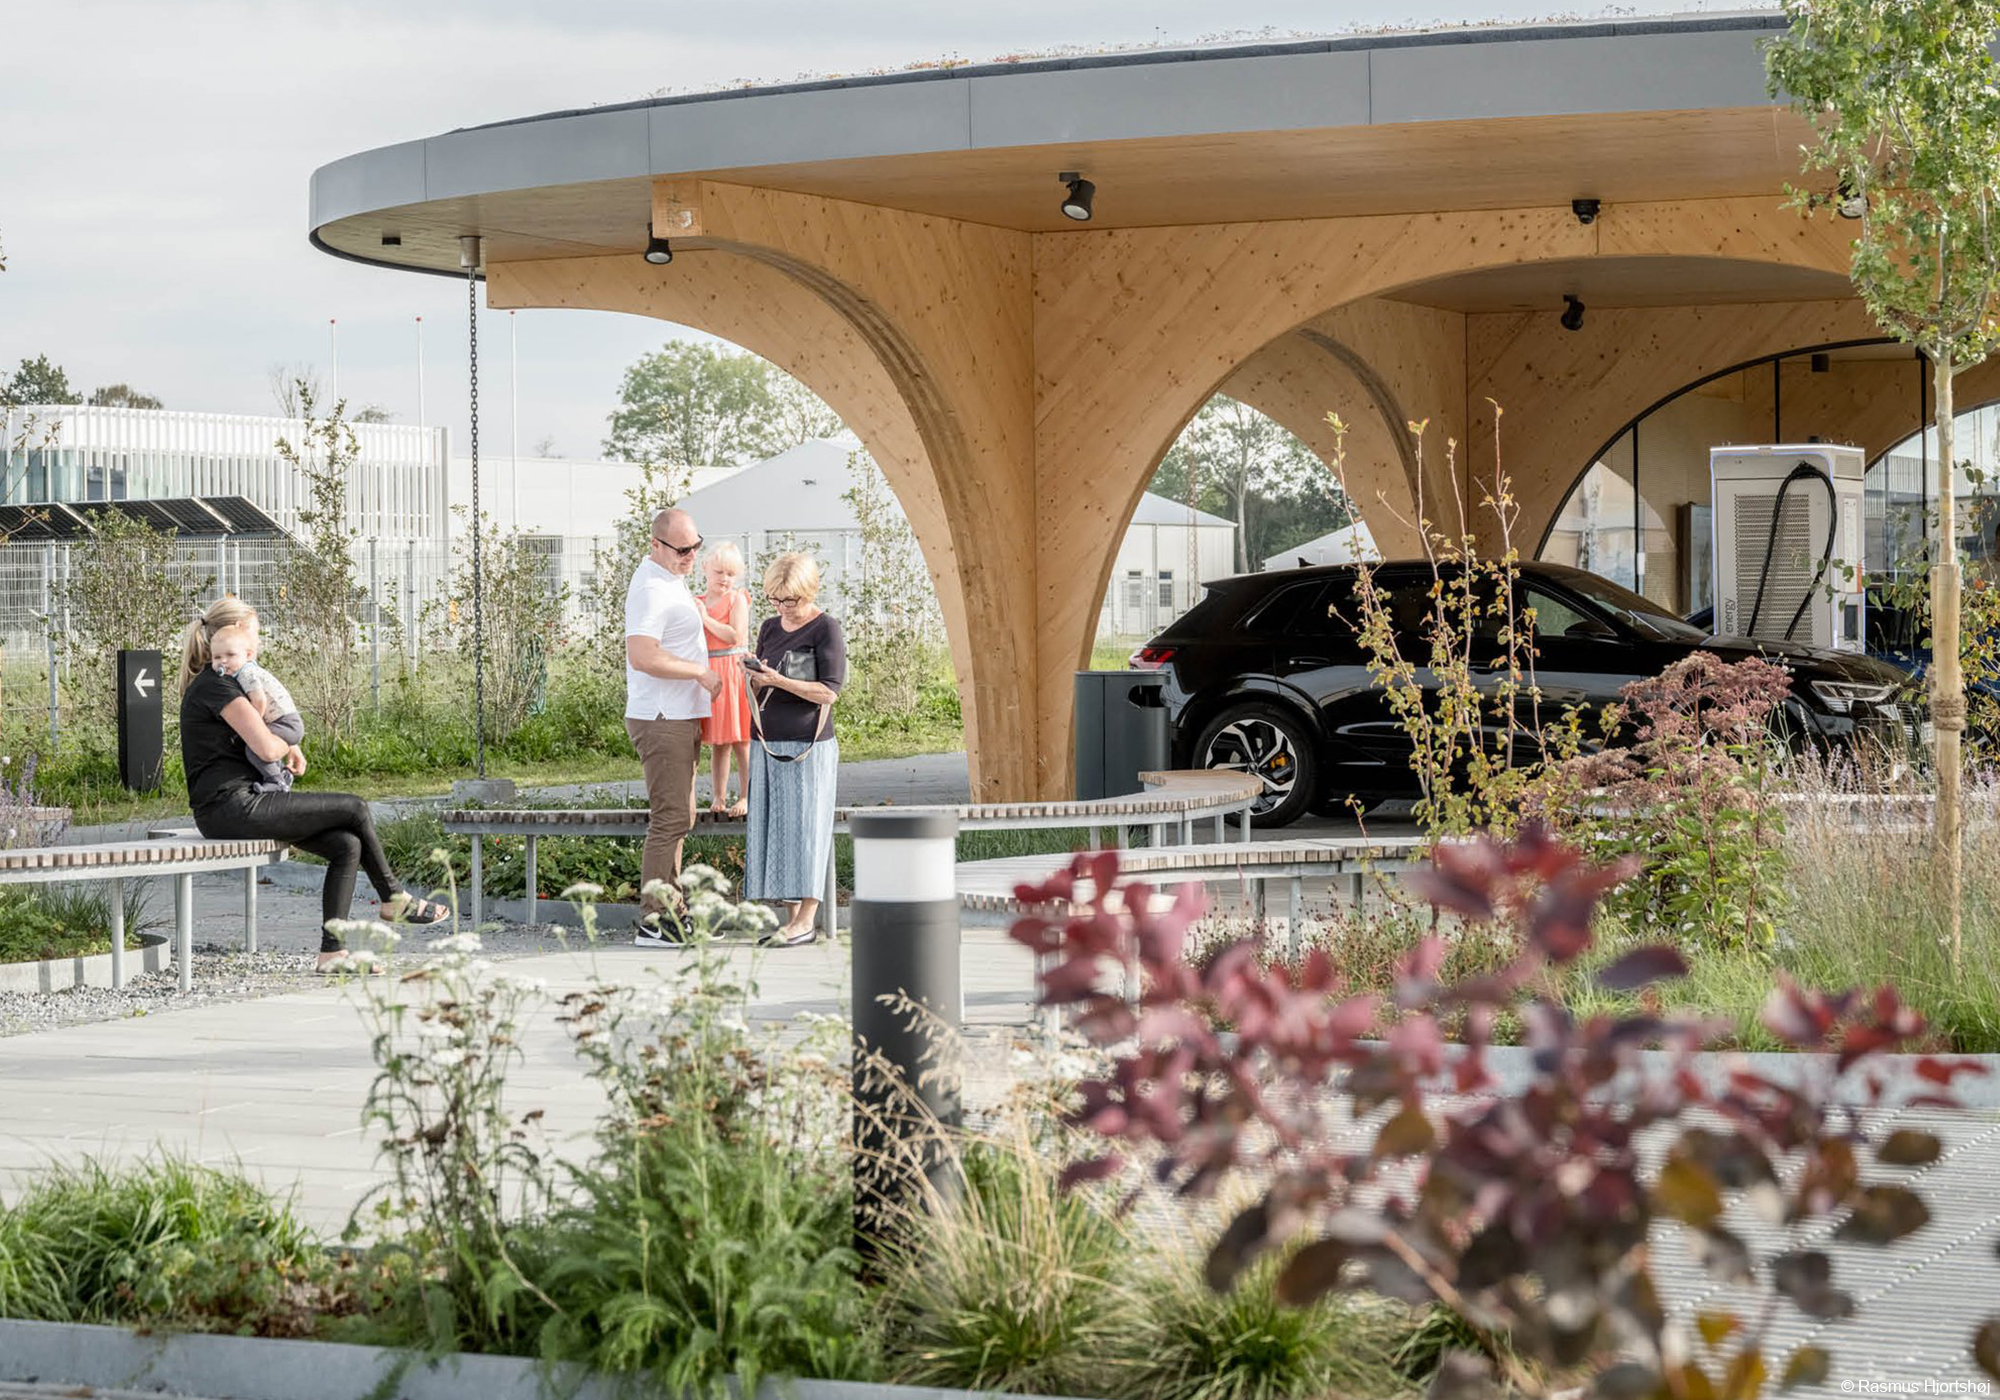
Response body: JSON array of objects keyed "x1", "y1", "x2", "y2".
[
  {"x1": 201, "y1": 496, "x2": 286, "y2": 535},
  {"x1": 3, "y1": 496, "x2": 293, "y2": 541}
]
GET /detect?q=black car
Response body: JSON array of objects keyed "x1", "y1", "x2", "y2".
[{"x1": 1132, "y1": 561, "x2": 1920, "y2": 826}]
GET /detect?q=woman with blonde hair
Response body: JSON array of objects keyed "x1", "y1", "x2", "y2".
[
  {"x1": 179, "y1": 598, "x2": 445, "y2": 970},
  {"x1": 743, "y1": 552, "x2": 845, "y2": 945}
]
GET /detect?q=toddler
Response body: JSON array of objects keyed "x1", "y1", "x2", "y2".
[
  {"x1": 209, "y1": 623, "x2": 304, "y2": 792},
  {"x1": 699, "y1": 544, "x2": 753, "y2": 815}
]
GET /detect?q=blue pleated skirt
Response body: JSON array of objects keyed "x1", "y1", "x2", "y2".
[{"x1": 745, "y1": 738, "x2": 839, "y2": 901}]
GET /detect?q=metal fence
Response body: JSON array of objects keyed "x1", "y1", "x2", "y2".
[{"x1": 0, "y1": 522, "x2": 1198, "y2": 743}]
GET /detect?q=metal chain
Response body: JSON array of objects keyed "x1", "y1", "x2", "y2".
[{"x1": 467, "y1": 260, "x2": 486, "y2": 778}]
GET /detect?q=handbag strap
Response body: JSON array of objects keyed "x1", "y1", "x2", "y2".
[{"x1": 749, "y1": 682, "x2": 832, "y2": 765}]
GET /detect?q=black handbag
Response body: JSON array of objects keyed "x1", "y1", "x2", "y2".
[{"x1": 750, "y1": 644, "x2": 831, "y2": 765}]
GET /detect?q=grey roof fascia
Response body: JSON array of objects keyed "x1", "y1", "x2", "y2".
[{"x1": 309, "y1": 11, "x2": 1792, "y2": 244}]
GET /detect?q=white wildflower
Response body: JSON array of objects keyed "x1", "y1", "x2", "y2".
[
  {"x1": 639, "y1": 877, "x2": 675, "y2": 901},
  {"x1": 681, "y1": 863, "x2": 732, "y2": 897},
  {"x1": 321, "y1": 949, "x2": 386, "y2": 975},
  {"x1": 492, "y1": 972, "x2": 549, "y2": 995},
  {"x1": 734, "y1": 902, "x2": 781, "y2": 934},
  {"x1": 559, "y1": 881, "x2": 605, "y2": 902},
  {"x1": 430, "y1": 1047, "x2": 468, "y2": 1069},
  {"x1": 427, "y1": 932, "x2": 484, "y2": 956}
]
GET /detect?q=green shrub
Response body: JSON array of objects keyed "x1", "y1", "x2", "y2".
[
  {"x1": 0, "y1": 1157, "x2": 332, "y2": 1335},
  {"x1": 873, "y1": 1126, "x2": 1138, "y2": 1397},
  {"x1": 0, "y1": 882, "x2": 152, "y2": 964},
  {"x1": 1125, "y1": 1249, "x2": 1413, "y2": 1400}
]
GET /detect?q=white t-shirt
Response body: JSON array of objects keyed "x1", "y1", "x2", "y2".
[{"x1": 624, "y1": 556, "x2": 711, "y2": 721}]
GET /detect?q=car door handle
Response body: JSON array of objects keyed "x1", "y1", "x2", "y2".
[{"x1": 1294, "y1": 655, "x2": 1332, "y2": 667}]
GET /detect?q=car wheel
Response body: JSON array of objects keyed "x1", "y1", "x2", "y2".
[{"x1": 1195, "y1": 703, "x2": 1318, "y2": 829}]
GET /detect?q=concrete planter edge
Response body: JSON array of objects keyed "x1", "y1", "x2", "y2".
[
  {"x1": 0, "y1": 1317, "x2": 1074, "y2": 1400},
  {"x1": 0, "y1": 931, "x2": 170, "y2": 994}
]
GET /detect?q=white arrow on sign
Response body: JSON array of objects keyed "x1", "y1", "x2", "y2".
[{"x1": 133, "y1": 668, "x2": 155, "y2": 699}]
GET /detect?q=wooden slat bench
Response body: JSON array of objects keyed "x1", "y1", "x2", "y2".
[
  {"x1": 0, "y1": 837, "x2": 287, "y2": 993},
  {"x1": 441, "y1": 770, "x2": 1263, "y2": 932},
  {"x1": 957, "y1": 835, "x2": 1429, "y2": 954}
]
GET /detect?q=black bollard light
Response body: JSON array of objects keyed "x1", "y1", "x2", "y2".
[{"x1": 849, "y1": 810, "x2": 962, "y2": 1251}]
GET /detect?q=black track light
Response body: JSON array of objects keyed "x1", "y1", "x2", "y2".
[
  {"x1": 1059, "y1": 171, "x2": 1095, "y2": 222},
  {"x1": 1571, "y1": 198, "x2": 1601, "y2": 226},
  {"x1": 642, "y1": 226, "x2": 674, "y2": 265},
  {"x1": 1811, "y1": 352, "x2": 1831, "y2": 373},
  {"x1": 1560, "y1": 294, "x2": 1586, "y2": 332},
  {"x1": 1836, "y1": 178, "x2": 1865, "y2": 220}
]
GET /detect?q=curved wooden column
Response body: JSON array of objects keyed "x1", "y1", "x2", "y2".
[
  {"x1": 1031, "y1": 198, "x2": 1852, "y2": 775},
  {"x1": 499, "y1": 179, "x2": 1042, "y2": 799},
  {"x1": 1221, "y1": 299, "x2": 1471, "y2": 558}
]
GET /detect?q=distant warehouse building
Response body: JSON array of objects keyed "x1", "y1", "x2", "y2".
[{"x1": 0, "y1": 404, "x2": 449, "y2": 651}]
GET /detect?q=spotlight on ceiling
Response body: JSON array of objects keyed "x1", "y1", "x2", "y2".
[
  {"x1": 1836, "y1": 180, "x2": 1866, "y2": 220},
  {"x1": 1560, "y1": 294, "x2": 1586, "y2": 333},
  {"x1": 1571, "y1": 198, "x2": 1601, "y2": 226},
  {"x1": 1811, "y1": 352, "x2": 1832, "y2": 373},
  {"x1": 380, "y1": 232, "x2": 402, "y2": 248},
  {"x1": 642, "y1": 226, "x2": 674, "y2": 265},
  {"x1": 1058, "y1": 171, "x2": 1096, "y2": 222}
]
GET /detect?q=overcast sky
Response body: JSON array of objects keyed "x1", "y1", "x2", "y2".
[{"x1": 1, "y1": 0, "x2": 1752, "y2": 464}]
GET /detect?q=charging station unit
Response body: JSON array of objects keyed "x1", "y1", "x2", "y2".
[{"x1": 1709, "y1": 444, "x2": 1866, "y2": 652}]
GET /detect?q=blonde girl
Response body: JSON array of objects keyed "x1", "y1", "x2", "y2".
[
  {"x1": 179, "y1": 597, "x2": 445, "y2": 969},
  {"x1": 698, "y1": 542, "x2": 753, "y2": 816}
]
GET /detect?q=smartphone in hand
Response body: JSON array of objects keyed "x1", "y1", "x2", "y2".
[{"x1": 742, "y1": 655, "x2": 767, "y2": 673}]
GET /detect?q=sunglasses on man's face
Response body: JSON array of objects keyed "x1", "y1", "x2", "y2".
[{"x1": 653, "y1": 535, "x2": 702, "y2": 559}]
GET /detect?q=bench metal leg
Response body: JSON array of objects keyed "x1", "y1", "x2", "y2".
[
  {"x1": 1254, "y1": 879, "x2": 1268, "y2": 926},
  {"x1": 1288, "y1": 877, "x2": 1304, "y2": 960},
  {"x1": 1088, "y1": 824, "x2": 1101, "y2": 852},
  {"x1": 1180, "y1": 816, "x2": 1193, "y2": 846},
  {"x1": 470, "y1": 835, "x2": 484, "y2": 929},
  {"x1": 1240, "y1": 808, "x2": 1254, "y2": 844},
  {"x1": 1213, "y1": 814, "x2": 1224, "y2": 843},
  {"x1": 109, "y1": 878, "x2": 125, "y2": 990},
  {"x1": 524, "y1": 835, "x2": 537, "y2": 926},
  {"x1": 175, "y1": 874, "x2": 193, "y2": 994},
  {"x1": 1347, "y1": 870, "x2": 1365, "y2": 908},
  {"x1": 244, "y1": 868, "x2": 257, "y2": 954}
]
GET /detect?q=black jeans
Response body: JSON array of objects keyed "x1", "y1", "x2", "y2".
[{"x1": 195, "y1": 787, "x2": 403, "y2": 951}]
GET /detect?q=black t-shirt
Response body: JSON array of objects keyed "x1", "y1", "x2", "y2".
[
  {"x1": 754, "y1": 613, "x2": 846, "y2": 743},
  {"x1": 181, "y1": 667, "x2": 264, "y2": 809}
]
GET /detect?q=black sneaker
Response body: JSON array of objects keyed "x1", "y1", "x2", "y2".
[{"x1": 631, "y1": 907, "x2": 688, "y2": 949}]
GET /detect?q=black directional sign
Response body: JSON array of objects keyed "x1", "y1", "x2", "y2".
[{"x1": 116, "y1": 649, "x2": 164, "y2": 793}]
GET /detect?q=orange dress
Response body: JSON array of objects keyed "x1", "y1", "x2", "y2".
[{"x1": 700, "y1": 592, "x2": 753, "y2": 746}]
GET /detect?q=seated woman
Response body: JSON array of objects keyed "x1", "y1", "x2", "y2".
[
  {"x1": 179, "y1": 598, "x2": 447, "y2": 970},
  {"x1": 744, "y1": 552, "x2": 846, "y2": 946}
]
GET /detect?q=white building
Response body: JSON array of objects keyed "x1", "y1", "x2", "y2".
[
  {"x1": 677, "y1": 437, "x2": 1237, "y2": 637},
  {"x1": 1261, "y1": 520, "x2": 1380, "y2": 572},
  {"x1": 1, "y1": 404, "x2": 447, "y2": 540}
]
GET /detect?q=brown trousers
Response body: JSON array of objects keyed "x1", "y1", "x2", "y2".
[{"x1": 626, "y1": 716, "x2": 703, "y2": 912}]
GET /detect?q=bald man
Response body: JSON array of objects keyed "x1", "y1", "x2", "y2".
[{"x1": 624, "y1": 507, "x2": 721, "y2": 943}]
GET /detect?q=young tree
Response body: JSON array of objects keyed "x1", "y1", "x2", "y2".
[
  {"x1": 55, "y1": 512, "x2": 209, "y2": 730},
  {"x1": 1153, "y1": 395, "x2": 1329, "y2": 573},
  {"x1": 1, "y1": 355, "x2": 77, "y2": 408},
  {"x1": 842, "y1": 449, "x2": 943, "y2": 719},
  {"x1": 267, "y1": 363, "x2": 325, "y2": 419},
  {"x1": 442, "y1": 515, "x2": 568, "y2": 743},
  {"x1": 1768, "y1": 0, "x2": 2000, "y2": 970},
  {"x1": 87, "y1": 384, "x2": 165, "y2": 409},
  {"x1": 268, "y1": 382, "x2": 367, "y2": 740}
]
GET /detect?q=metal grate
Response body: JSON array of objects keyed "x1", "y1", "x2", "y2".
[{"x1": 1734, "y1": 491, "x2": 1822, "y2": 646}]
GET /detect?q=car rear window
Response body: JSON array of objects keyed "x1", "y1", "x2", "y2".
[{"x1": 1245, "y1": 581, "x2": 1332, "y2": 634}]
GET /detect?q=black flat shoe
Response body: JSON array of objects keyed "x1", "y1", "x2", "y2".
[{"x1": 384, "y1": 894, "x2": 450, "y2": 925}]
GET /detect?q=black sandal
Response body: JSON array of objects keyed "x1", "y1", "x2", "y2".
[{"x1": 384, "y1": 893, "x2": 451, "y2": 925}]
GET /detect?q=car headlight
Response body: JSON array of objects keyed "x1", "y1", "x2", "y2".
[{"x1": 1809, "y1": 679, "x2": 1898, "y2": 714}]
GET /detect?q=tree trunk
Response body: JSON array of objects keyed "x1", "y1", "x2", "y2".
[{"x1": 1933, "y1": 350, "x2": 1967, "y2": 971}]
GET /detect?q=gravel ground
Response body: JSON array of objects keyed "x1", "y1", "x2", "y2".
[{"x1": 0, "y1": 866, "x2": 596, "y2": 1039}]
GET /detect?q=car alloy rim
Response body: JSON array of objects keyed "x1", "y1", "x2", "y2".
[{"x1": 1203, "y1": 718, "x2": 1298, "y2": 815}]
